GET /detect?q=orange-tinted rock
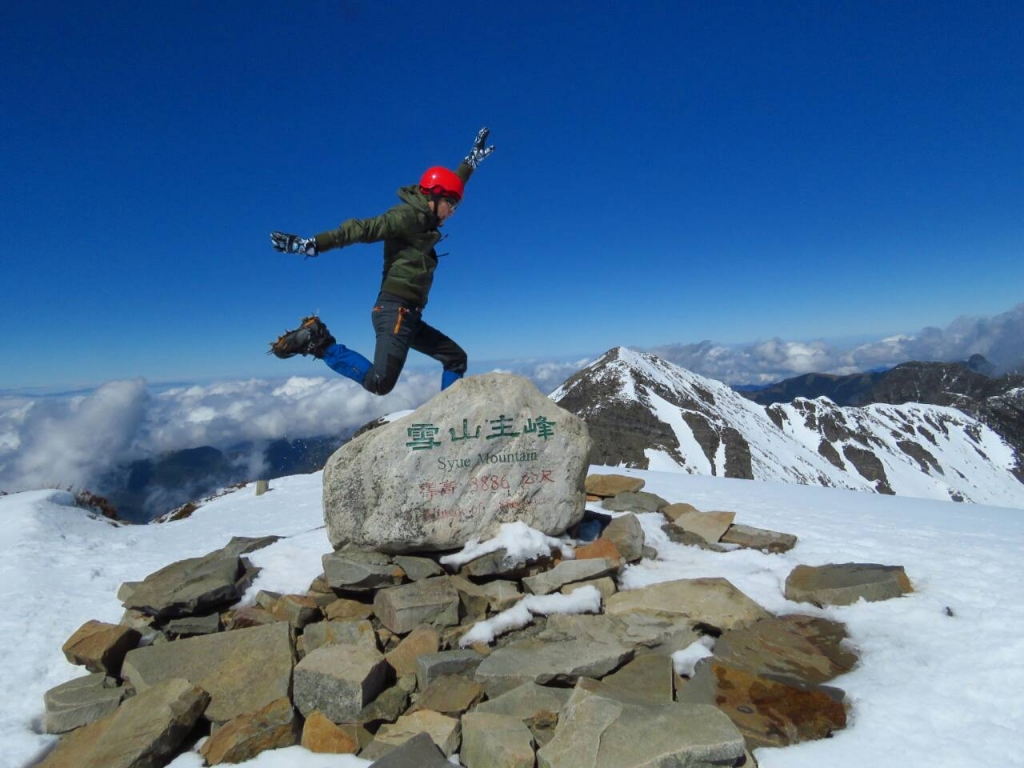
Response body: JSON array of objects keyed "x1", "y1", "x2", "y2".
[
  {"x1": 682, "y1": 658, "x2": 847, "y2": 749},
  {"x1": 714, "y1": 614, "x2": 857, "y2": 685},
  {"x1": 385, "y1": 626, "x2": 441, "y2": 678},
  {"x1": 300, "y1": 711, "x2": 361, "y2": 754},
  {"x1": 574, "y1": 538, "x2": 622, "y2": 565},
  {"x1": 62, "y1": 620, "x2": 140, "y2": 676},
  {"x1": 584, "y1": 474, "x2": 646, "y2": 497},
  {"x1": 200, "y1": 697, "x2": 301, "y2": 765}
]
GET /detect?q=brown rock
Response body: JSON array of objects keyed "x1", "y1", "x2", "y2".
[
  {"x1": 370, "y1": 710, "x2": 461, "y2": 757},
  {"x1": 307, "y1": 573, "x2": 333, "y2": 594},
  {"x1": 325, "y1": 598, "x2": 375, "y2": 622},
  {"x1": 670, "y1": 510, "x2": 735, "y2": 544},
  {"x1": 585, "y1": 474, "x2": 646, "y2": 497},
  {"x1": 660, "y1": 502, "x2": 701, "y2": 522},
  {"x1": 301, "y1": 711, "x2": 361, "y2": 754},
  {"x1": 37, "y1": 716, "x2": 111, "y2": 768},
  {"x1": 681, "y1": 658, "x2": 847, "y2": 749},
  {"x1": 200, "y1": 697, "x2": 301, "y2": 765},
  {"x1": 38, "y1": 678, "x2": 209, "y2": 768},
  {"x1": 573, "y1": 538, "x2": 622, "y2": 565},
  {"x1": 62, "y1": 620, "x2": 141, "y2": 676},
  {"x1": 385, "y1": 625, "x2": 441, "y2": 678},
  {"x1": 714, "y1": 615, "x2": 857, "y2": 685},
  {"x1": 302, "y1": 620, "x2": 379, "y2": 656},
  {"x1": 267, "y1": 594, "x2": 321, "y2": 628},
  {"x1": 222, "y1": 606, "x2": 276, "y2": 631},
  {"x1": 410, "y1": 674, "x2": 485, "y2": 716}
]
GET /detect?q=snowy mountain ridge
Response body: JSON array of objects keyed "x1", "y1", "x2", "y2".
[{"x1": 552, "y1": 347, "x2": 1024, "y2": 509}]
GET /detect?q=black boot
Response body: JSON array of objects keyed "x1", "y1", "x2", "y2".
[{"x1": 269, "y1": 315, "x2": 336, "y2": 359}]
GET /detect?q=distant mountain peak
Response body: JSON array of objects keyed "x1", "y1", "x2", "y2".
[{"x1": 552, "y1": 349, "x2": 1024, "y2": 508}]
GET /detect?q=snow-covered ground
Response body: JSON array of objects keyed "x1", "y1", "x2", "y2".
[{"x1": 2, "y1": 468, "x2": 1023, "y2": 767}]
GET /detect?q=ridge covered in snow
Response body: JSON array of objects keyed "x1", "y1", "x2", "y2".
[{"x1": 553, "y1": 347, "x2": 1024, "y2": 509}]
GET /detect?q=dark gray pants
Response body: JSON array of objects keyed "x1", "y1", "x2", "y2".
[{"x1": 363, "y1": 292, "x2": 467, "y2": 395}]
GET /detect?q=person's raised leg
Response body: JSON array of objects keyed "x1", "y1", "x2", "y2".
[
  {"x1": 358, "y1": 296, "x2": 418, "y2": 395},
  {"x1": 410, "y1": 320, "x2": 467, "y2": 391}
]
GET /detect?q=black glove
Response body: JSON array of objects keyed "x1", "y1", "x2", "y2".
[
  {"x1": 270, "y1": 231, "x2": 318, "y2": 257},
  {"x1": 463, "y1": 127, "x2": 495, "y2": 169}
]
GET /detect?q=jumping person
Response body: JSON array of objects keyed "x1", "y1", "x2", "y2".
[{"x1": 269, "y1": 128, "x2": 495, "y2": 395}]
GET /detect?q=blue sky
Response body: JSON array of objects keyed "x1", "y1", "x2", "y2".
[{"x1": 2, "y1": 0, "x2": 1022, "y2": 390}]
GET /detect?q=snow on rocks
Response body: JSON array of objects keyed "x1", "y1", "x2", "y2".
[{"x1": 32, "y1": 470, "x2": 924, "y2": 767}]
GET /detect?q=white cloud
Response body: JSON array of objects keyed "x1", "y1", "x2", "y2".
[
  {"x1": 650, "y1": 303, "x2": 1024, "y2": 384},
  {"x1": 0, "y1": 379, "x2": 148, "y2": 493},
  {"x1": 0, "y1": 373, "x2": 443, "y2": 494}
]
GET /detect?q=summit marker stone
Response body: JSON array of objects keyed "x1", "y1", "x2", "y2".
[{"x1": 323, "y1": 373, "x2": 592, "y2": 553}]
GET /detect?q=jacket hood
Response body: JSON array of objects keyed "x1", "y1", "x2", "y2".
[{"x1": 397, "y1": 184, "x2": 433, "y2": 214}]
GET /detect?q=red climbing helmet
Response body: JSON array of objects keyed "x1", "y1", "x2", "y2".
[{"x1": 419, "y1": 166, "x2": 464, "y2": 202}]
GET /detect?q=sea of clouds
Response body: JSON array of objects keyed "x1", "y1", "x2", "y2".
[
  {"x1": 1, "y1": 304, "x2": 1021, "y2": 498},
  {"x1": 0, "y1": 359, "x2": 589, "y2": 498}
]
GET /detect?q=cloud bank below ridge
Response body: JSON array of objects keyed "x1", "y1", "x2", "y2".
[{"x1": 1, "y1": 303, "x2": 1021, "y2": 497}]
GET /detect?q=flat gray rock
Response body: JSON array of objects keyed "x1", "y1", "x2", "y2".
[
  {"x1": 475, "y1": 681, "x2": 572, "y2": 721},
  {"x1": 598, "y1": 654, "x2": 674, "y2": 704},
  {"x1": 601, "y1": 491, "x2": 669, "y2": 514},
  {"x1": 323, "y1": 549, "x2": 405, "y2": 591},
  {"x1": 364, "y1": 730, "x2": 451, "y2": 767},
  {"x1": 393, "y1": 555, "x2": 444, "y2": 581},
  {"x1": 474, "y1": 625, "x2": 633, "y2": 697},
  {"x1": 374, "y1": 577, "x2": 461, "y2": 634},
  {"x1": 416, "y1": 650, "x2": 485, "y2": 690},
  {"x1": 537, "y1": 681, "x2": 744, "y2": 768},
  {"x1": 39, "y1": 678, "x2": 209, "y2": 768},
  {"x1": 461, "y1": 548, "x2": 541, "y2": 579},
  {"x1": 116, "y1": 538, "x2": 275, "y2": 619},
  {"x1": 601, "y1": 513, "x2": 645, "y2": 562},
  {"x1": 121, "y1": 621, "x2": 294, "y2": 724},
  {"x1": 43, "y1": 673, "x2": 124, "y2": 734},
  {"x1": 606, "y1": 577, "x2": 772, "y2": 632},
  {"x1": 721, "y1": 523, "x2": 798, "y2": 553},
  {"x1": 671, "y1": 509, "x2": 735, "y2": 543},
  {"x1": 118, "y1": 553, "x2": 245, "y2": 619},
  {"x1": 461, "y1": 712, "x2": 535, "y2": 768},
  {"x1": 523, "y1": 557, "x2": 618, "y2": 595}
]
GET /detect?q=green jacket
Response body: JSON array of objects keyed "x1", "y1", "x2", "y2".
[{"x1": 313, "y1": 162, "x2": 473, "y2": 308}]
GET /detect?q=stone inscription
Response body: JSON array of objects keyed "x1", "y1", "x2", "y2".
[
  {"x1": 405, "y1": 414, "x2": 562, "y2": 524},
  {"x1": 405, "y1": 414, "x2": 557, "y2": 451}
]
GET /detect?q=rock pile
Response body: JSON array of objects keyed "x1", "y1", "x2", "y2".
[{"x1": 38, "y1": 470, "x2": 916, "y2": 767}]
